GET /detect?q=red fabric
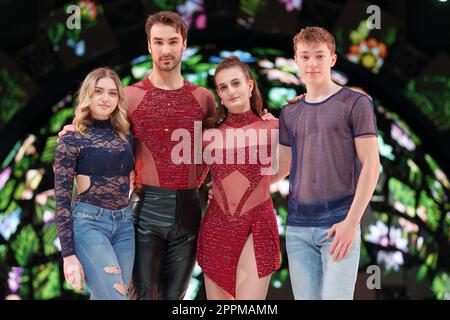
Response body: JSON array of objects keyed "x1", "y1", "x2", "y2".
[
  {"x1": 197, "y1": 110, "x2": 281, "y2": 297},
  {"x1": 125, "y1": 78, "x2": 216, "y2": 189}
]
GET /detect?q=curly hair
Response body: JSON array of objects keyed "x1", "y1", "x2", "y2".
[{"x1": 73, "y1": 67, "x2": 129, "y2": 139}]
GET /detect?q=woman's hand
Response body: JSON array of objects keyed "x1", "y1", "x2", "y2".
[
  {"x1": 63, "y1": 255, "x2": 85, "y2": 292},
  {"x1": 261, "y1": 109, "x2": 276, "y2": 120},
  {"x1": 206, "y1": 181, "x2": 213, "y2": 205}
]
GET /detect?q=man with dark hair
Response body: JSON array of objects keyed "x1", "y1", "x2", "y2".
[{"x1": 124, "y1": 11, "x2": 215, "y2": 300}]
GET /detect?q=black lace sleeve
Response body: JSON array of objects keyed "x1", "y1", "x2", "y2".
[{"x1": 54, "y1": 133, "x2": 79, "y2": 258}]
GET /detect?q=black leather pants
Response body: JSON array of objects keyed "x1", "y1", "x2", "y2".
[{"x1": 129, "y1": 184, "x2": 201, "y2": 300}]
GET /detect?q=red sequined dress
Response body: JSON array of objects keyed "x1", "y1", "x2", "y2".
[
  {"x1": 124, "y1": 78, "x2": 216, "y2": 189},
  {"x1": 197, "y1": 110, "x2": 281, "y2": 297}
]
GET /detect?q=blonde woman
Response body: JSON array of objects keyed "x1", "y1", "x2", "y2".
[{"x1": 54, "y1": 67, "x2": 135, "y2": 299}]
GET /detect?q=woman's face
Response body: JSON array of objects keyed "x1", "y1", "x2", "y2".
[
  {"x1": 89, "y1": 77, "x2": 119, "y2": 120},
  {"x1": 215, "y1": 66, "x2": 253, "y2": 114}
]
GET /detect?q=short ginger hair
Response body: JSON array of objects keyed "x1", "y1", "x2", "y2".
[{"x1": 293, "y1": 26, "x2": 336, "y2": 55}]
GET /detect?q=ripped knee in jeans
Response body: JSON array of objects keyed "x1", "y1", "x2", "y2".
[{"x1": 104, "y1": 266, "x2": 127, "y2": 296}]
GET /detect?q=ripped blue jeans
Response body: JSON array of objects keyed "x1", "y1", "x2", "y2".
[{"x1": 72, "y1": 201, "x2": 135, "y2": 300}]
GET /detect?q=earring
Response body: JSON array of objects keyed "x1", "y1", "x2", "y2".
[
  {"x1": 221, "y1": 100, "x2": 224, "y2": 105},
  {"x1": 249, "y1": 91, "x2": 252, "y2": 97}
]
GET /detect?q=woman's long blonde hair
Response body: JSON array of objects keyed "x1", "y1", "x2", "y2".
[{"x1": 73, "y1": 67, "x2": 129, "y2": 139}]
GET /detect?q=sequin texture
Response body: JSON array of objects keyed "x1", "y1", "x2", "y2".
[
  {"x1": 127, "y1": 79, "x2": 216, "y2": 189},
  {"x1": 197, "y1": 110, "x2": 281, "y2": 298}
]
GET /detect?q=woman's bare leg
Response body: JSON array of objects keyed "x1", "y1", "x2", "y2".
[
  {"x1": 235, "y1": 233, "x2": 271, "y2": 300},
  {"x1": 204, "y1": 274, "x2": 235, "y2": 300}
]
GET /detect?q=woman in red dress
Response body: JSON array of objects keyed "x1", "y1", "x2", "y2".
[{"x1": 197, "y1": 56, "x2": 290, "y2": 299}]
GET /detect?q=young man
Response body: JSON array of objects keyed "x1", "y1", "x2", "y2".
[
  {"x1": 279, "y1": 26, "x2": 380, "y2": 299},
  {"x1": 123, "y1": 11, "x2": 215, "y2": 300}
]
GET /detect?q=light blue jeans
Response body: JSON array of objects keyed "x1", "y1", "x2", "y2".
[
  {"x1": 72, "y1": 201, "x2": 135, "y2": 300},
  {"x1": 286, "y1": 223, "x2": 361, "y2": 300}
]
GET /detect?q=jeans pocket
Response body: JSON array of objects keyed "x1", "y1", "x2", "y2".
[
  {"x1": 123, "y1": 209, "x2": 134, "y2": 223},
  {"x1": 72, "y1": 203, "x2": 101, "y2": 220},
  {"x1": 73, "y1": 210, "x2": 100, "y2": 220}
]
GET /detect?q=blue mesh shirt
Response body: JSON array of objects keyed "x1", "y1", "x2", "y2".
[{"x1": 279, "y1": 87, "x2": 378, "y2": 227}]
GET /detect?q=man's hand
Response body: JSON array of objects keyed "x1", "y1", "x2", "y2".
[
  {"x1": 261, "y1": 109, "x2": 276, "y2": 121},
  {"x1": 130, "y1": 170, "x2": 136, "y2": 192},
  {"x1": 57, "y1": 124, "x2": 76, "y2": 142},
  {"x1": 286, "y1": 93, "x2": 305, "y2": 104},
  {"x1": 63, "y1": 255, "x2": 85, "y2": 292},
  {"x1": 326, "y1": 219, "x2": 359, "y2": 262}
]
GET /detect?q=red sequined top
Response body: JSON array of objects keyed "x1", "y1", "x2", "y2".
[
  {"x1": 197, "y1": 110, "x2": 281, "y2": 297},
  {"x1": 124, "y1": 78, "x2": 216, "y2": 190}
]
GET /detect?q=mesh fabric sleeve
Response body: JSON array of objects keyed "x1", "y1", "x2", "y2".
[
  {"x1": 279, "y1": 107, "x2": 291, "y2": 146},
  {"x1": 349, "y1": 95, "x2": 378, "y2": 138}
]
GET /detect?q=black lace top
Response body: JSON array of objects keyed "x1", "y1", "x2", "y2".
[{"x1": 54, "y1": 119, "x2": 135, "y2": 257}]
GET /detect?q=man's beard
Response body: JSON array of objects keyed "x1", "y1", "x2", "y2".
[{"x1": 155, "y1": 55, "x2": 181, "y2": 72}]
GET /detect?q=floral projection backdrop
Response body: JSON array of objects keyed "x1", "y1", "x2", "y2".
[{"x1": 1, "y1": 45, "x2": 448, "y2": 300}]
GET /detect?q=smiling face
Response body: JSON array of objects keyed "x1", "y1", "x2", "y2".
[
  {"x1": 215, "y1": 66, "x2": 254, "y2": 114},
  {"x1": 294, "y1": 41, "x2": 337, "y2": 86},
  {"x1": 148, "y1": 23, "x2": 186, "y2": 72},
  {"x1": 88, "y1": 77, "x2": 119, "y2": 120}
]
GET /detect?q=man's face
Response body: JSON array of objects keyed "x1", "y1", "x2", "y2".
[
  {"x1": 294, "y1": 41, "x2": 336, "y2": 85},
  {"x1": 148, "y1": 23, "x2": 186, "y2": 72}
]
